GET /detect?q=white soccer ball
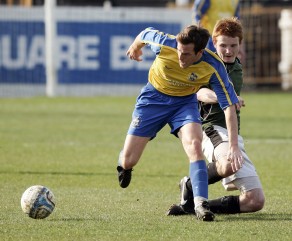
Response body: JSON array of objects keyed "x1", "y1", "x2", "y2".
[{"x1": 21, "y1": 185, "x2": 55, "y2": 219}]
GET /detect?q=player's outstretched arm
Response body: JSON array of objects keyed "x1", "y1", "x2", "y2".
[
  {"x1": 126, "y1": 32, "x2": 145, "y2": 62},
  {"x1": 224, "y1": 105, "x2": 244, "y2": 172}
]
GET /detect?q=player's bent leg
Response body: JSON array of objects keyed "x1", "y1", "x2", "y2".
[
  {"x1": 117, "y1": 135, "x2": 150, "y2": 188},
  {"x1": 119, "y1": 135, "x2": 150, "y2": 169},
  {"x1": 233, "y1": 176, "x2": 265, "y2": 212},
  {"x1": 207, "y1": 175, "x2": 264, "y2": 214},
  {"x1": 204, "y1": 141, "x2": 238, "y2": 185},
  {"x1": 239, "y1": 188, "x2": 265, "y2": 213},
  {"x1": 208, "y1": 162, "x2": 224, "y2": 184},
  {"x1": 205, "y1": 190, "x2": 264, "y2": 214}
]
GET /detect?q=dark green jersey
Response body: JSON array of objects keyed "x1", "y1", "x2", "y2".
[{"x1": 200, "y1": 58, "x2": 243, "y2": 133}]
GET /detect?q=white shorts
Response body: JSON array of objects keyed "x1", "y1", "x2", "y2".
[{"x1": 202, "y1": 125, "x2": 263, "y2": 192}]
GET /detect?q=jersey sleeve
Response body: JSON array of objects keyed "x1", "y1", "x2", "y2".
[
  {"x1": 140, "y1": 27, "x2": 177, "y2": 55},
  {"x1": 209, "y1": 63, "x2": 239, "y2": 110}
]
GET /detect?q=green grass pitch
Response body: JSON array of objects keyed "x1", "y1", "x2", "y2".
[{"x1": 0, "y1": 92, "x2": 291, "y2": 241}]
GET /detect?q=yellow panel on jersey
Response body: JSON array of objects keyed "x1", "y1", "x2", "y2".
[{"x1": 150, "y1": 46, "x2": 209, "y2": 96}]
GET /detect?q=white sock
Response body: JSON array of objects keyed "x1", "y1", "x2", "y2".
[{"x1": 194, "y1": 196, "x2": 207, "y2": 209}]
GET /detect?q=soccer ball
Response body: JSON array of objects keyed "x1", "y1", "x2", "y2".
[{"x1": 21, "y1": 185, "x2": 55, "y2": 219}]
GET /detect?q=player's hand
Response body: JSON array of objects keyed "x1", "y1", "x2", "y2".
[
  {"x1": 126, "y1": 45, "x2": 143, "y2": 62},
  {"x1": 235, "y1": 96, "x2": 245, "y2": 111},
  {"x1": 227, "y1": 145, "x2": 244, "y2": 172}
]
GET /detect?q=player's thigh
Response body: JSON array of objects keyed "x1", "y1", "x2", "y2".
[
  {"x1": 179, "y1": 122, "x2": 203, "y2": 143},
  {"x1": 202, "y1": 133, "x2": 214, "y2": 163},
  {"x1": 213, "y1": 141, "x2": 229, "y2": 164}
]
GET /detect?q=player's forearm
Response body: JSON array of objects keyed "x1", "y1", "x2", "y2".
[
  {"x1": 126, "y1": 32, "x2": 145, "y2": 61},
  {"x1": 132, "y1": 32, "x2": 145, "y2": 50},
  {"x1": 197, "y1": 88, "x2": 218, "y2": 104},
  {"x1": 224, "y1": 104, "x2": 244, "y2": 172},
  {"x1": 224, "y1": 105, "x2": 239, "y2": 147}
]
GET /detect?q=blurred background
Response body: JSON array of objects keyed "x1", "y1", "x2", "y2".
[{"x1": 0, "y1": 0, "x2": 292, "y2": 97}]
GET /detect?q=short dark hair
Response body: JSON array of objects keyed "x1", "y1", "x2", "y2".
[{"x1": 176, "y1": 25, "x2": 210, "y2": 54}]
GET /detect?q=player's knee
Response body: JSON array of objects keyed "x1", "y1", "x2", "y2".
[
  {"x1": 191, "y1": 138, "x2": 202, "y2": 151},
  {"x1": 241, "y1": 190, "x2": 265, "y2": 212},
  {"x1": 248, "y1": 197, "x2": 265, "y2": 212},
  {"x1": 253, "y1": 189, "x2": 265, "y2": 211},
  {"x1": 185, "y1": 139, "x2": 204, "y2": 160},
  {"x1": 252, "y1": 193, "x2": 265, "y2": 211}
]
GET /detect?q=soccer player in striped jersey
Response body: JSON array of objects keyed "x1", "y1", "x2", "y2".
[
  {"x1": 117, "y1": 24, "x2": 244, "y2": 222},
  {"x1": 192, "y1": 0, "x2": 240, "y2": 52},
  {"x1": 167, "y1": 17, "x2": 265, "y2": 216}
]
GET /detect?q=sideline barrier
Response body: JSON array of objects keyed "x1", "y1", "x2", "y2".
[{"x1": 0, "y1": 6, "x2": 190, "y2": 97}]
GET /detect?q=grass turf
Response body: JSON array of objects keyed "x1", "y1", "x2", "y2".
[{"x1": 0, "y1": 92, "x2": 291, "y2": 241}]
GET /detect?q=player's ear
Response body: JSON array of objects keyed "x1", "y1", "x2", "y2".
[
  {"x1": 212, "y1": 38, "x2": 216, "y2": 47},
  {"x1": 198, "y1": 49, "x2": 204, "y2": 54}
]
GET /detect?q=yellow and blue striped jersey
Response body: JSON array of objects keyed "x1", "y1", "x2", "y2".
[
  {"x1": 193, "y1": 0, "x2": 240, "y2": 33},
  {"x1": 140, "y1": 27, "x2": 238, "y2": 109}
]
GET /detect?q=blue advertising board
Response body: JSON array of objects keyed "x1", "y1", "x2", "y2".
[{"x1": 0, "y1": 21, "x2": 180, "y2": 84}]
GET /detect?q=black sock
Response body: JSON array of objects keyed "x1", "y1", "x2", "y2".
[
  {"x1": 209, "y1": 195, "x2": 240, "y2": 214},
  {"x1": 208, "y1": 162, "x2": 223, "y2": 184}
]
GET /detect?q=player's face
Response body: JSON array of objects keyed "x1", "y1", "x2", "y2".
[
  {"x1": 213, "y1": 35, "x2": 240, "y2": 63},
  {"x1": 177, "y1": 42, "x2": 202, "y2": 68}
]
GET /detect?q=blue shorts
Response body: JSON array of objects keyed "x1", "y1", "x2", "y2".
[{"x1": 127, "y1": 82, "x2": 201, "y2": 139}]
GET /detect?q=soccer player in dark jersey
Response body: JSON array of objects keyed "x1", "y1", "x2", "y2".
[
  {"x1": 117, "y1": 24, "x2": 244, "y2": 222},
  {"x1": 167, "y1": 17, "x2": 265, "y2": 216}
]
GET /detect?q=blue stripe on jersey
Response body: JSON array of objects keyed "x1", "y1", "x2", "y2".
[
  {"x1": 193, "y1": 0, "x2": 210, "y2": 21},
  {"x1": 235, "y1": 2, "x2": 240, "y2": 18}
]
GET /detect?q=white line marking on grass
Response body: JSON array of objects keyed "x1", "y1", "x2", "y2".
[{"x1": 244, "y1": 139, "x2": 292, "y2": 144}]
